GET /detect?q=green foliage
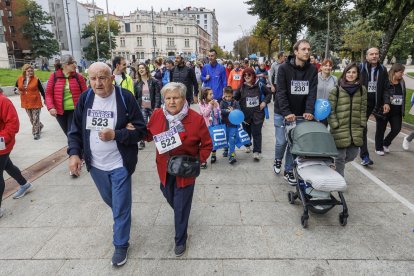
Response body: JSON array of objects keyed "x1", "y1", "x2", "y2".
[
  {"x1": 16, "y1": 0, "x2": 59, "y2": 59},
  {"x1": 82, "y1": 16, "x2": 120, "y2": 61},
  {"x1": 252, "y1": 19, "x2": 280, "y2": 60},
  {"x1": 387, "y1": 12, "x2": 414, "y2": 61},
  {"x1": 211, "y1": 45, "x2": 225, "y2": 58}
]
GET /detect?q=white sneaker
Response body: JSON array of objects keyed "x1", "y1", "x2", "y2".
[
  {"x1": 383, "y1": 146, "x2": 390, "y2": 153},
  {"x1": 403, "y1": 137, "x2": 410, "y2": 151},
  {"x1": 245, "y1": 147, "x2": 251, "y2": 153},
  {"x1": 375, "y1": 150, "x2": 384, "y2": 156},
  {"x1": 253, "y1": 152, "x2": 260, "y2": 160}
]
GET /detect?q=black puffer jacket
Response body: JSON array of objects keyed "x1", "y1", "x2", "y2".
[
  {"x1": 170, "y1": 65, "x2": 199, "y2": 97},
  {"x1": 359, "y1": 62, "x2": 390, "y2": 111},
  {"x1": 275, "y1": 55, "x2": 318, "y2": 116},
  {"x1": 134, "y1": 77, "x2": 161, "y2": 109}
]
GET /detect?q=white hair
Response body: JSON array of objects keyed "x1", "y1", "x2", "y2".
[
  {"x1": 161, "y1": 82, "x2": 187, "y2": 99},
  {"x1": 88, "y1": 62, "x2": 112, "y2": 75}
]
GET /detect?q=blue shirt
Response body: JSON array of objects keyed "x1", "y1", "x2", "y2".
[{"x1": 201, "y1": 62, "x2": 227, "y2": 100}]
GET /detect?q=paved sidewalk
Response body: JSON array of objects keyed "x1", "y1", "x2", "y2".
[{"x1": 1, "y1": 97, "x2": 414, "y2": 275}]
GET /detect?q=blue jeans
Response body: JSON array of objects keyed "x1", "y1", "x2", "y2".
[
  {"x1": 141, "y1": 108, "x2": 153, "y2": 125},
  {"x1": 274, "y1": 113, "x2": 293, "y2": 172},
  {"x1": 225, "y1": 126, "x2": 238, "y2": 156},
  {"x1": 90, "y1": 166, "x2": 132, "y2": 248}
]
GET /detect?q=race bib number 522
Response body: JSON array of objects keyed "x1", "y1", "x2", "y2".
[
  {"x1": 153, "y1": 127, "x2": 182, "y2": 154},
  {"x1": 291, "y1": 80, "x2": 309, "y2": 95}
]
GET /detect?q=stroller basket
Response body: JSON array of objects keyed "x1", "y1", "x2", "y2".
[{"x1": 289, "y1": 121, "x2": 338, "y2": 157}]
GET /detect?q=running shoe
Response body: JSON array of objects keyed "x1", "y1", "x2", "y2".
[
  {"x1": 360, "y1": 156, "x2": 374, "y2": 166},
  {"x1": 229, "y1": 155, "x2": 237, "y2": 164},
  {"x1": 245, "y1": 146, "x2": 251, "y2": 153},
  {"x1": 222, "y1": 150, "x2": 228, "y2": 157},
  {"x1": 175, "y1": 243, "x2": 186, "y2": 257},
  {"x1": 138, "y1": 141, "x2": 145, "y2": 150},
  {"x1": 12, "y1": 182, "x2": 33, "y2": 199},
  {"x1": 383, "y1": 146, "x2": 390, "y2": 153},
  {"x1": 200, "y1": 162, "x2": 207, "y2": 169},
  {"x1": 111, "y1": 245, "x2": 129, "y2": 267},
  {"x1": 211, "y1": 154, "x2": 217, "y2": 163},
  {"x1": 403, "y1": 137, "x2": 410, "y2": 150},
  {"x1": 253, "y1": 152, "x2": 261, "y2": 160},
  {"x1": 375, "y1": 150, "x2": 384, "y2": 156},
  {"x1": 273, "y1": 160, "x2": 282, "y2": 174},
  {"x1": 283, "y1": 171, "x2": 296, "y2": 185}
]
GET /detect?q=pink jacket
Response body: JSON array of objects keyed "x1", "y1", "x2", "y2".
[{"x1": 199, "y1": 101, "x2": 220, "y2": 126}]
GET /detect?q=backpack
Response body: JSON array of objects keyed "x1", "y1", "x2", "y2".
[{"x1": 53, "y1": 72, "x2": 84, "y2": 92}]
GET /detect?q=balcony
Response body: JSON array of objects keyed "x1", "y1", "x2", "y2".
[{"x1": 165, "y1": 44, "x2": 176, "y2": 50}]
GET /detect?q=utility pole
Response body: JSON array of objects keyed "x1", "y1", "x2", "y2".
[
  {"x1": 75, "y1": 0, "x2": 82, "y2": 57},
  {"x1": 92, "y1": 0, "x2": 100, "y2": 60},
  {"x1": 64, "y1": 0, "x2": 74, "y2": 56},
  {"x1": 324, "y1": 6, "x2": 330, "y2": 59},
  {"x1": 151, "y1": 6, "x2": 155, "y2": 59},
  {"x1": 106, "y1": 0, "x2": 112, "y2": 60}
]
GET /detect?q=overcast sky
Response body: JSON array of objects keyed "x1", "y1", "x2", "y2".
[{"x1": 93, "y1": 0, "x2": 258, "y2": 51}]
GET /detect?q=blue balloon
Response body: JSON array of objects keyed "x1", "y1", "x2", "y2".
[
  {"x1": 314, "y1": 99, "x2": 331, "y2": 120},
  {"x1": 229, "y1": 110, "x2": 245, "y2": 125}
]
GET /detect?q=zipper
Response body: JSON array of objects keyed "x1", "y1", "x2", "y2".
[{"x1": 349, "y1": 91, "x2": 354, "y2": 145}]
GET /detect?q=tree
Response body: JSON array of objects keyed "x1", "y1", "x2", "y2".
[
  {"x1": 82, "y1": 15, "x2": 120, "y2": 61},
  {"x1": 387, "y1": 12, "x2": 414, "y2": 62},
  {"x1": 253, "y1": 19, "x2": 280, "y2": 60},
  {"x1": 17, "y1": 0, "x2": 59, "y2": 58},
  {"x1": 354, "y1": 0, "x2": 414, "y2": 62},
  {"x1": 211, "y1": 45, "x2": 226, "y2": 58}
]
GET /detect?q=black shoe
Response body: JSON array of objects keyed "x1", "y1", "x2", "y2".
[
  {"x1": 138, "y1": 141, "x2": 145, "y2": 150},
  {"x1": 283, "y1": 171, "x2": 296, "y2": 185},
  {"x1": 211, "y1": 155, "x2": 217, "y2": 163},
  {"x1": 200, "y1": 162, "x2": 207, "y2": 169},
  {"x1": 175, "y1": 243, "x2": 186, "y2": 257},
  {"x1": 273, "y1": 160, "x2": 282, "y2": 174},
  {"x1": 33, "y1": 134, "x2": 40, "y2": 140},
  {"x1": 222, "y1": 150, "x2": 228, "y2": 157},
  {"x1": 229, "y1": 156, "x2": 237, "y2": 164},
  {"x1": 111, "y1": 245, "x2": 129, "y2": 267}
]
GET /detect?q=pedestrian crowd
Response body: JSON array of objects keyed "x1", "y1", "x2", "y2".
[{"x1": 1, "y1": 41, "x2": 414, "y2": 267}]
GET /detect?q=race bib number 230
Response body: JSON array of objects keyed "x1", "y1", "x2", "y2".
[
  {"x1": 291, "y1": 80, "x2": 309, "y2": 95},
  {"x1": 153, "y1": 127, "x2": 182, "y2": 154}
]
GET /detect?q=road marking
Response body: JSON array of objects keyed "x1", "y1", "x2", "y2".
[{"x1": 351, "y1": 161, "x2": 414, "y2": 213}]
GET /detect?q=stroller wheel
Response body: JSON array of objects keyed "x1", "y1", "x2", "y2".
[
  {"x1": 339, "y1": 213, "x2": 348, "y2": 226},
  {"x1": 288, "y1": 191, "x2": 296, "y2": 204},
  {"x1": 301, "y1": 215, "x2": 309, "y2": 228}
]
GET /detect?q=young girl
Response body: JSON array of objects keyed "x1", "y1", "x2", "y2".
[{"x1": 199, "y1": 87, "x2": 220, "y2": 168}]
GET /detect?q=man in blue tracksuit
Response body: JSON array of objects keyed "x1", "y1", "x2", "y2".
[
  {"x1": 201, "y1": 49, "x2": 227, "y2": 100},
  {"x1": 68, "y1": 62, "x2": 146, "y2": 267}
]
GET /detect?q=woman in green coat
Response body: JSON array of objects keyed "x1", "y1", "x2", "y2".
[{"x1": 328, "y1": 62, "x2": 367, "y2": 177}]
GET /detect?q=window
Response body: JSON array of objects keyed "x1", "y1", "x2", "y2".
[
  {"x1": 185, "y1": 27, "x2": 189, "y2": 34},
  {"x1": 0, "y1": 10, "x2": 3, "y2": 16},
  {"x1": 5, "y1": 0, "x2": 11, "y2": 6},
  {"x1": 152, "y1": 37, "x2": 157, "y2": 47},
  {"x1": 136, "y1": 25, "x2": 141, "y2": 32},
  {"x1": 137, "y1": 37, "x2": 142, "y2": 46},
  {"x1": 185, "y1": 39, "x2": 189, "y2": 48},
  {"x1": 125, "y1": 23, "x2": 130, "y2": 33},
  {"x1": 197, "y1": 15, "x2": 199, "y2": 18},
  {"x1": 136, "y1": 14, "x2": 140, "y2": 21},
  {"x1": 204, "y1": 14, "x2": 207, "y2": 18},
  {"x1": 167, "y1": 26, "x2": 174, "y2": 33},
  {"x1": 8, "y1": 10, "x2": 12, "y2": 18},
  {"x1": 167, "y1": 38, "x2": 174, "y2": 47},
  {"x1": 9, "y1": 25, "x2": 15, "y2": 34},
  {"x1": 204, "y1": 20, "x2": 207, "y2": 24},
  {"x1": 152, "y1": 25, "x2": 156, "y2": 32},
  {"x1": 204, "y1": 25, "x2": 207, "y2": 30},
  {"x1": 13, "y1": 41, "x2": 17, "y2": 49},
  {"x1": 140, "y1": 52, "x2": 144, "y2": 59},
  {"x1": 120, "y1": 37, "x2": 125, "y2": 47},
  {"x1": 0, "y1": 35, "x2": 4, "y2": 43}
]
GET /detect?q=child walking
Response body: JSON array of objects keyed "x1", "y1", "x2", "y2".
[
  {"x1": 199, "y1": 87, "x2": 220, "y2": 168},
  {"x1": 220, "y1": 86, "x2": 241, "y2": 164}
]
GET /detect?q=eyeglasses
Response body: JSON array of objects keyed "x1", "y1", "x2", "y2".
[
  {"x1": 66, "y1": 61, "x2": 77, "y2": 65},
  {"x1": 89, "y1": 76, "x2": 111, "y2": 82},
  {"x1": 244, "y1": 73, "x2": 252, "y2": 77}
]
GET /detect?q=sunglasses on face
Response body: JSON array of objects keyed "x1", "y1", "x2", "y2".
[{"x1": 244, "y1": 73, "x2": 252, "y2": 77}]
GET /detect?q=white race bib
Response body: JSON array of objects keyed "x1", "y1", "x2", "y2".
[
  {"x1": 86, "y1": 109, "x2": 115, "y2": 130},
  {"x1": 368, "y1": 81, "x2": 377, "y2": 93},
  {"x1": 233, "y1": 74, "x2": 241, "y2": 80},
  {"x1": 291, "y1": 80, "x2": 309, "y2": 95},
  {"x1": 0, "y1": 137, "x2": 5, "y2": 150},
  {"x1": 143, "y1": 95, "x2": 151, "y2": 102},
  {"x1": 153, "y1": 126, "x2": 182, "y2": 154},
  {"x1": 246, "y1": 96, "x2": 259, "y2": 108},
  {"x1": 391, "y1": 95, "x2": 403, "y2": 105}
]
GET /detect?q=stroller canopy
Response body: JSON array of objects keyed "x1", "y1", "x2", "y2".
[{"x1": 290, "y1": 121, "x2": 338, "y2": 157}]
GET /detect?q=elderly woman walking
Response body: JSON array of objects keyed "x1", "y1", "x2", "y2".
[
  {"x1": 15, "y1": 64, "x2": 45, "y2": 140},
  {"x1": 146, "y1": 82, "x2": 212, "y2": 257}
]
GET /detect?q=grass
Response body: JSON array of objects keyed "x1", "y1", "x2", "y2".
[
  {"x1": 407, "y1": 72, "x2": 414, "y2": 78},
  {"x1": 0, "y1": 68, "x2": 52, "y2": 86},
  {"x1": 404, "y1": 89, "x2": 414, "y2": 125}
]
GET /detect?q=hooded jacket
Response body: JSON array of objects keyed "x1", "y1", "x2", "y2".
[
  {"x1": 275, "y1": 55, "x2": 318, "y2": 117},
  {"x1": 359, "y1": 62, "x2": 390, "y2": 109},
  {"x1": 0, "y1": 94, "x2": 19, "y2": 155}
]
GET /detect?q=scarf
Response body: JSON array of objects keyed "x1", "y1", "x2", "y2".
[
  {"x1": 339, "y1": 79, "x2": 361, "y2": 96},
  {"x1": 162, "y1": 100, "x2": 189, "y2": 128}
]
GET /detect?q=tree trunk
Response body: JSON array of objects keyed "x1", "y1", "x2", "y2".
[
  {"x1": 379, "y1": 7, "x2": 412, "y2": 63},
  {"x1": 267, "y1": 38, "x2": 274, "y2": 61}
]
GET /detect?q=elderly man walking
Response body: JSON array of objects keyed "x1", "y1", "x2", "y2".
[{"x1": 68, "y1": 62, "x2": 146, "y2": 267}]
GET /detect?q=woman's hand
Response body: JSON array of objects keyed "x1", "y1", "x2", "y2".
[
  {"x1": 259, "y1": 102, "x2": 266, "y2": 110},
  {"x1": 49, "y1": 108, "x2": 57, "y2": 117}
]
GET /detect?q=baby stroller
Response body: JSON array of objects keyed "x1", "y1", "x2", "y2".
[{"x1": 285, "y1": 118, "x2": 348, "y2": 228}]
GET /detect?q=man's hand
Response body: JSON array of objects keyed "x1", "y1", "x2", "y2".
[
  {"x1": 193, "y1": 95, "x2": 199, "y2": 104},
  {"x1": 285, "y1": 114, "x2": 296, "y2": 122},
  {"x1": 260, "y1": 102, "x2": 266, "y2": 110},
  {"x1": 69, "y1": 155, "x2": 82, "y2": 177},
  {"x1": 271, "y1": 85, "x2": 276, "y2": 93},
  {"x1": 99, "y1": 128, "x2": 115, "y2": 141},
  {"x1": 303, "y1": 113, "x2": 314, "y2": 120},
  {"x1": 228, "y1": 106, "x2": 234, "y2": 112},
  {"x1": 383, "y1": 104, "x2": 390, "y2": 114},
  {"x1": 126, "y1": 123, "x2": 135, "y2": 130},
  {"x1": 49, "y1": 108, "x2": 57, "y2": 117},
  {"x1": 206, "y1": 75, "x2": 210, "y2": 81}
]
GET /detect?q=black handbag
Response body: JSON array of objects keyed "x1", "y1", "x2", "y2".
[
  {"x1": 164, "y1": 118, "x2": 200, "y2": 177},
  {"x1": 167, "y1": 155, "x2": 200, "y2": 177},
  {"x1": 372, "y1": 106, "x2": 387, "y2": 120}
]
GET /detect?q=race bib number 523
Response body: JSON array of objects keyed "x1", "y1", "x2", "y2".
[
  {"x1": 153, "y1": 127, "x2": 182, "y2": 154},
  {"x1": 86, "y1": 109, "x2": 115, "y2": 130},
  {"x1": 291, "y1": 80, "x2": 309, "y2": 95}
]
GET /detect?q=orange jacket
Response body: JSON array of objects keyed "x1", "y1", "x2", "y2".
[
  {"x1": 17, "y1": 76, "x2": 43, "y2": 109},
  {"x1": 227, "y1": 68, "x2": 244, "y2": 90}
]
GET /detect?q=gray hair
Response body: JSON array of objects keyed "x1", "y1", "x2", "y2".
[
  {"x1": 161, "y1": 82, "x2": 187, "y2": 99},
  {"x1": 88, "y1": 62, "x2": 112, "y2": 75},
  {"x1": 61, "y1": 54, "x2": 76, "y2": 65}
]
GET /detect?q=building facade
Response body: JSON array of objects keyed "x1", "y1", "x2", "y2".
[
  {"x1": 113, "y1": 8, "x2": 201, "y2": 62},
  {"x1": 197, "y1": 26, "x2": 211, "y2": 58},
  {"x1": 177, "y1": 7, "x2": 218, "y2": 47},
  {"x1": 78, "y1": 2, "x2": 104, "y2": 21}
]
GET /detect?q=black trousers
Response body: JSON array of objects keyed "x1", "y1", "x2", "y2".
[
  {"x1": 242, "y1": 120, "x2": 264, "y2": 153},
  {"x1": 160, "y1": 173, "x2": 194, "y2": 246},
  {"x1": 360, "y1": 105, "x2": 375, "y2": 158},
  {"x1": 375, "y1": 111, "x2": 402, "y2": 150},
  {"x1": 56, "y1": 110, "x2": 74, "y2": 137},
  {"x1": 0, "y1": 153, "x2": 27, "y2": 208}
]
